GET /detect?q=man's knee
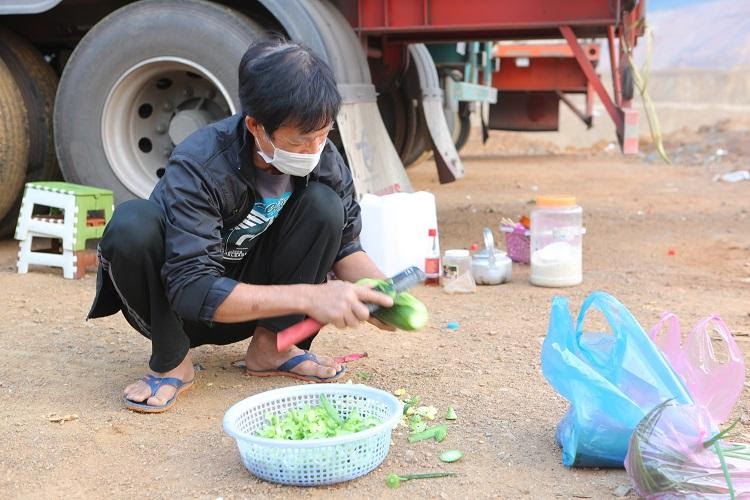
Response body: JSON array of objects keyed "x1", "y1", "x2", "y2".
[
  {"x1": 99, "y1": 199, "x2": 164, "y2": 259},
  {"x1": 297, "y1": 182, "x2": 344, "y2": 234}
]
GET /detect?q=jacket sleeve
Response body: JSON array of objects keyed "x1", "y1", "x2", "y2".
[
  {"x1": 318, "y1": 141, "x2": 363, "y2": 261},
  {"x1": 150, "y1": 153, "x2": 239, "y2": 324}
]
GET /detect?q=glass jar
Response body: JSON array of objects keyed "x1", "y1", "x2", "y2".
[
  {"x1": 530, "y1": 195, "x2": 584, "y2": 287},
  {"x1": 442, "y1": 249, "x2": 475, "y2": 293}
]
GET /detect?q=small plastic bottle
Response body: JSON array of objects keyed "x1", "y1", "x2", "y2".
[
  {"x1": 424, "y1": 228, "x2": 440, "y2": 286},
  {"x1": 442, "y1": 249, "x2": 476, "y2": 293}
]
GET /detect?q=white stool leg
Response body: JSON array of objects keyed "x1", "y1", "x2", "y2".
[
  {"x1": 62, "y1": 249, "x2": 76, "y2": 279},
  {"x1": 14, "y1": 194, "x2": 34, "y2": 241},
  {"x1": 16, "y1": 236, "x2": 31, "y2": 274}
]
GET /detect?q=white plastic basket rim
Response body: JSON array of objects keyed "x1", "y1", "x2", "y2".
[{"x1": 222, "y1": 383, "x2": 403, "y2": 449}]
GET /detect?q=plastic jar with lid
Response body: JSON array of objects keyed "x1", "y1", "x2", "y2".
[
  {"x1": 530, "y1": 195, "x2": 584, "y2": 287},
  {"x1": 442, "y1": 249, "x2": 476, "y2": 293}
]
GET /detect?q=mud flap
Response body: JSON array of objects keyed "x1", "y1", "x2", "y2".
[
  {"x1": 406, "y1": 44, "x2": 465, "y2": 184},
  {"x1": 337, "y1": 86, "x2": 412, "y2": 195},
  {"x1": 258, "y1": 0, "x2": 412, "y2": 196}
]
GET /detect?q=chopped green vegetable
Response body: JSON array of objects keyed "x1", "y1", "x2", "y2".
[
  {"x1": 415, "y1": 405, "x2": 438, "y2": 420},
  {"x1": 355, "y1": 371, "x2": 371, "y2": 381},
  {"x1": 439, "y1": 449, "x2": 464, "y2": 463},
  {"x1": 357, "y1": 278, "x2": 429, "y2": 331},
  {"x1": 402, "y1": 395, "x2": 420, "y2": 415},
  {"x1": 408, "y1": 424, "x2": 448, "y2": 443},
  {"x1": 257, "y1": 394, "x2": 381, "y2": 440},
  {"x1": 386, "y1": 473, "x2": 401, "y2": 489},
  {"x1": 385, "y1": 472, "x2": 457, "y2": 489},
  {"x1": 409, "y1": 414, "x2": 428, "y2": 433},
  {"x1": 445, "y1": 406, "x2": 457, "y2": 420},
  {"x1": 434, "y1": 426, "x2": 447, "y2": 443},
  {"x1": 319, "y1": 394, "x2": 342, "y2": 426}
]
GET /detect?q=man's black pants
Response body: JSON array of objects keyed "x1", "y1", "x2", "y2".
[{"x1": 91, "y1": 182, "x2": 343, "y2": 372}]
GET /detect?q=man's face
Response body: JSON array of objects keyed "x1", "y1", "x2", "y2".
[{"x1": 245, "y1": 116, "x2": 332, "y2": 156}]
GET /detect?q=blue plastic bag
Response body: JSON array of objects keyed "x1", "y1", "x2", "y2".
[{"x1": 541, "y1": 292, "x2": 693, "y2": 467}]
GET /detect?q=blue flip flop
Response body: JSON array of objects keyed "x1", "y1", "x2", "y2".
[
  {"x1": 246, "y1": 351, "x2": 346, "y2": 383},
  {"x1": 123, "y1": 373, "x2": 194, "y2": 413}
]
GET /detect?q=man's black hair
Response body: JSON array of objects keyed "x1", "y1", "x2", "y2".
[{"x1": 238, "y1": 38, "x2": 341, "y2": 136}]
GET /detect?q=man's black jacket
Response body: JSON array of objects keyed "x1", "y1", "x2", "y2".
[{"x1": 92, "y1": 113, "x2": 362, "y2": 325}]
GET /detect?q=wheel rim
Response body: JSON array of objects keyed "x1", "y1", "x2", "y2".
[{"x1": 102, "y1": 57, "x2": 234, "y2": 198}]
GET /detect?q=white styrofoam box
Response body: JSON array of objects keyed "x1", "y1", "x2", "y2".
[{"x1": 359, "y1": 191, "x2": 439, "y2": 277}]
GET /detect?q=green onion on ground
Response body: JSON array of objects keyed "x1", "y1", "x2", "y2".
[{"x1": 386, "y1": 472, "x2": 457, "y2": 489}]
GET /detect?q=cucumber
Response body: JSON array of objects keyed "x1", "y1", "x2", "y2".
[
  {"x1": 357, "y1": 278, "x2": 429, "y2": 331},
  {"x1": 439, "y1": 449, "x2": 464, "y2": 463}
]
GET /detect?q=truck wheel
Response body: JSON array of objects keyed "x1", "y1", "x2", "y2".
[
  {"x1": 55, "y1": 0, "x2": 263, "y2": 202},
  {"x1": 401, "y1": 98, "x2": 430, "y2": 167},
  {"x1": 0, "y1": 55, "x2": 28, "y2": 226},
  {"x1": 377, "y1": 89, "x2": 408, "y2": 157},
  {"x1": 0, "y1": 29, "x2": 59, "y2": 237},
  {"x1": 621, "y1": 65, "x2": 635, "y2": 102}
]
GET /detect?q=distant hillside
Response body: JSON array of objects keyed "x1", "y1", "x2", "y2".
[{"x1": 636, "y1": 0, "x2": 750, "y2": 70}]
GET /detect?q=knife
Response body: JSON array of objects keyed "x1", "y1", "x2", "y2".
[{"x1": 276, "y1": 266, "x2": 426, "y2": 352}]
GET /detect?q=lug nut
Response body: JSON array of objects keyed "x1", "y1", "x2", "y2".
[
  {"x1": 182, "y1": 87, "x2": 193, "y2": 97},
  {"x1": 156, "y1": 123, "x2": 167, "y2": 134},
  {"x1": 162, "y1": 101, "x2": 173, "y2": 112}
]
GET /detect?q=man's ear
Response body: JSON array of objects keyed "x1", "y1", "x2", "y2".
[{"x1": 245, "y1": 115, "x2": 261, "y2": 137}]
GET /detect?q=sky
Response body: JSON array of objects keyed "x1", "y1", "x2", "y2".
[{"x1": 647, "y1": 0, "x2": 706, "y2": 11}]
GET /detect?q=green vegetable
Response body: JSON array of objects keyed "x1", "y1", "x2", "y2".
[
  {"x1": 439, "y1": 449, "x2": 464, "y2": 463},
  {"x1": 415, "y1": 406, "x2": 438, "y2": 420},
  {"x1": 408, "y1": 424, "x2": 448, "y2": 443},
  {"x1": 409, "y1": 414, "x2": 427, "y2": 433},
  {"x1": 319, "y1": 394, "x2": 342, "y2": 426},
  {"x1": 257, "y1": 394, "x2": 381, "y2": 440},
  {"x1": 434, "y1": 426, "x2": 447, "y2": 443},
  {"x1": 403, "y1": 395, "x2": 420, "y2": 415},
  {"x1": 386, "y1": 473, "x2": 401, "y2": 489},
  {"x1": 357, "y1": 278, "x2": 429, "y2": 331},
  {"x1": 445, "y1": 407, "x2": 457, "y2": 420},
  {"x1": 385, "y1": 472, "x2": 457, "y2": 489}
]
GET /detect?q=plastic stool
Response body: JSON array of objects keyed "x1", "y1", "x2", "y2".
[{"x1": 15, "y1": 181, "x2": 114, "y2": 279}]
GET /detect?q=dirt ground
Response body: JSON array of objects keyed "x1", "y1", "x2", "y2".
[{"x1": 1, "y1": 122, "x2": 750, "y2": 499}]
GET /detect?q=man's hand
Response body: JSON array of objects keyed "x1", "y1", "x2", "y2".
[{"x1": 307, "y1": 281, "x2": 393, "y2": 329}]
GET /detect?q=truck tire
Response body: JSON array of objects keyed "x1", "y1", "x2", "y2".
[
  {"x1": 0, "y1": 29, "x2": 59, "y2": 238},
  {"x1": 621, "y1": 65, "x2": 635, "y2": 102},
  {"x1": 402, "y1": 103, "x2": 430, "y2": 167},
  {"x1": 55, "y1": 0, "x2": 263, "y2": 202},
  {"x1": 377, "y1": 89, "x2": 408, "y2": 157},
  {"x1": 0, "y1": 56, "x2": 29, "y2": 226}
]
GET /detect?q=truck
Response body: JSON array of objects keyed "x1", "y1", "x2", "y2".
[{"x1": 0, "y1": 0, "x2": 644, "y2": 236}]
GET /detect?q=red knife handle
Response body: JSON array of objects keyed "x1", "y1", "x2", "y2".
[{"x1": 276, "y1": 318, "x2": 323, "y2": 352}]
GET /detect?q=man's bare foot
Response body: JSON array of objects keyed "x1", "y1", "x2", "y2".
[
  {"x1": 123, "y1": 351, "x2": 195, "y2": 407},
  {"x1": 244, "y1": 327, "x2": 342, "y2": 379}
]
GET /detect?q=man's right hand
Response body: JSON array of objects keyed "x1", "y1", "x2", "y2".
[{"x1": 307, "y1": 281, "x2": 393, "y2": 329}]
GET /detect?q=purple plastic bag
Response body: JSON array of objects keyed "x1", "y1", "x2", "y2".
[
  {"x1": 626, "y1": 401, "x2": 750, "y2": 499},
  {"x1": 649, "y1": 314, "x2": 745, "y2": 424}
]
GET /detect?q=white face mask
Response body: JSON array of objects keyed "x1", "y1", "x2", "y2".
[{"x1": 255, "y1": 129, "x2": 324, "y2": 177}]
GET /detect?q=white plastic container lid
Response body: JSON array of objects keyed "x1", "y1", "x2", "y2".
[{"x1": 445, "y1": 249, "x2": 470, "y2": 258}]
